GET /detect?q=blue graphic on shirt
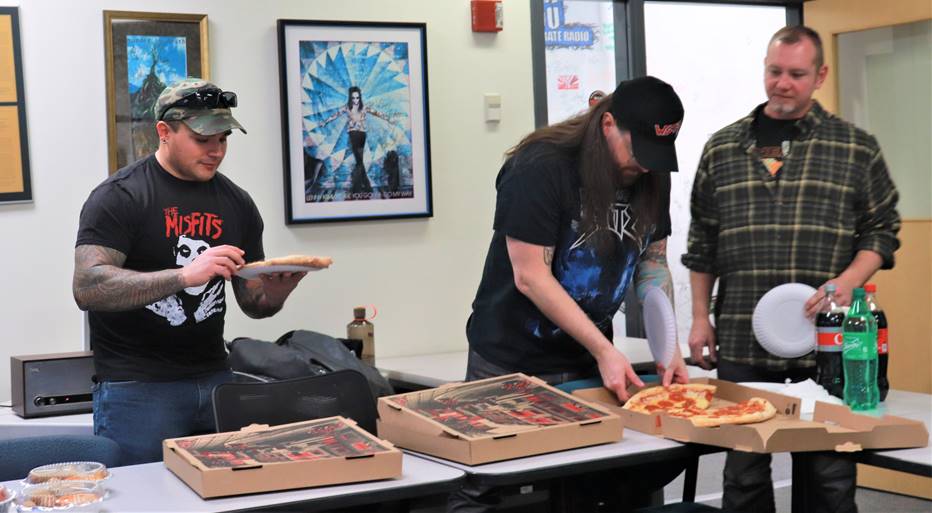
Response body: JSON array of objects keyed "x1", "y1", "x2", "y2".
[{"x1": 524, "y1": 198, "x2": 650, "y2": 340}]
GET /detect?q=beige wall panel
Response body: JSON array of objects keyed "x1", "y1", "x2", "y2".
[{"x1": 805, "y1": 0, "x2": 932, "y2": 113}]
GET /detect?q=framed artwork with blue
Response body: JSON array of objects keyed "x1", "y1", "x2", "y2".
[
  {"x1": 277, "y1": 20, "x2": 432, "y2": 224},
  {"x1": 104, "y1": 11, "x2": 208, "y2": 174}
]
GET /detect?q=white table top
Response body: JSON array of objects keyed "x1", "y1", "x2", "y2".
[
  {"x1": 0, "y1": 454, "x2": 463, "y2": 513},
  {"x1": 410, "y1": 428, "x2": 686, "y2": 485},
  {"x1": 868, "y1": 389, "x2": 932, "y2": 469},
  {"x1": 0, "y1": 408, "x2": 93, "y2": 440}
]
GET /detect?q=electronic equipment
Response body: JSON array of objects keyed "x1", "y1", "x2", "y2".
[{"x1": 11, "y1": 351, "x2": 95, "y2": 418}]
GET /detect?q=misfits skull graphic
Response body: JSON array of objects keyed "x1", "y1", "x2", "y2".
[
  {"x1": 145, "y1": 234, "x2": 225, "y2": 326},
  {"x1": 175, "y1": 235, "x2": 211, "y2": 295}
]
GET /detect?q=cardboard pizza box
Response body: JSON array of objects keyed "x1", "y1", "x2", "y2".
[
  {"x1": 377, "y1": 373, "x2": 622, "y2": 465},
  {"x1": 572, "y1": 378, "x2": 928, "y2": 454},
  {"x1": 163, "y1": 416, "x2": 402, "y2": 498}
]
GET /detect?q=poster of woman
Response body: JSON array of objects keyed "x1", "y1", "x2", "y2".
[{"x1": 279, "y1": 21, "x2": 432, "y2": 224}]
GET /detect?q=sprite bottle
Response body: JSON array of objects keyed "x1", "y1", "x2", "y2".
[{"x1": 842, "y1": 288, "x2": 879, "y2": 411}]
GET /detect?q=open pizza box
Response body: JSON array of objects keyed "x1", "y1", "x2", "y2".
[
  {"x1": 573, "y1": 378, "x2": 928, "y2": 454},
  {"x1": 377, "y1": 373, "x2": 622, "y2": 465},
  {"x1": 163, "y1": 416, "x2": 402, "y2": 498}
]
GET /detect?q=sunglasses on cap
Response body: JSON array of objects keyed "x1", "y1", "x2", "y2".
[{"x1": 158, "y1": 88, "x2": 238, "y2": 121}]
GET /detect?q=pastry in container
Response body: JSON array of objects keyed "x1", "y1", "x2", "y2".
[
  {"x1": 17, "y1": 481, "x2": 105, "y2": 511},
  {"x1": 0, "y1": 485, "x2": 15, "y2": 513},
  {"x1": 25, "y1": 462, "x2": 109, "y2": 484}
]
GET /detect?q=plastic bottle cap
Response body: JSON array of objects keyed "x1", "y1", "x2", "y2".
[
  {"x1": 864, "y1": 283, "x2": 876, "y2": 293},
  {"x1": 353, "y1": 307, "x2": 366, "y2": 319},
  {"x1": 852, "y1": 288, "x2": 865, "y2": 298}
]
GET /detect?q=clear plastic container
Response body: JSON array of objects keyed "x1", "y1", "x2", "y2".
[
  {"x1": 0, "y1": 486, "x2": 15, "y2": 513},
  {"x1": 17, "y1": 481, "x2": 105, "y2": 511},
  {"x1": 25, "y1": 462, "x2": 109, "y2": 485}
]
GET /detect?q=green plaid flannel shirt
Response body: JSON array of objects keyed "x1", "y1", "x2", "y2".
[{"x1": 682, "y1": 102, "x2": 900, "y2": 370}]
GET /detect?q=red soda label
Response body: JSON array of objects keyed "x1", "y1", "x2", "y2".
[
  {"x1": 877, "y1": 328, "x2": 888, "y2": 354},
  {"x1": 817, "y1": 329, "x2": 843, "y2": 351}
]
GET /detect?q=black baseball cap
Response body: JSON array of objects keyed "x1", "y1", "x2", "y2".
[{"x1": 610, "y1": 76, "x2": 684, "y2": 172}]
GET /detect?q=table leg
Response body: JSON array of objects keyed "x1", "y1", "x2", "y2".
[{"x1": 682, "y1": 455, "x2": 700, "y2": 503}]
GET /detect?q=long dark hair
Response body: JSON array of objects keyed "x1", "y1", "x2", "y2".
[
  {"x1": 506, "y1": 96, "x2": 662, "y2": 252},
  {"x1": 347, "y1": 86, "x2": 363, "y2": 111}
]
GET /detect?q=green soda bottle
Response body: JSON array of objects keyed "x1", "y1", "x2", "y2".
[{"x1": 842, "y1": 288, "x2": 879, "y2": 411}]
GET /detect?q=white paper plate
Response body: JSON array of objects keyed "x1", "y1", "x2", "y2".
[
  {"x1": 236, "y1": 264, "x2": 324, "y2": 279},
  {"x1": 642, "y1": 287, "x2": 677, "y2": 367},
  {"x1": 752, "y1": 283, "x2": 817, "y2": 358}
]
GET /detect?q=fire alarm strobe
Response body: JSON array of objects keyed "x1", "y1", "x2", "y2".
[{"x1": 471, "y1": 0, "x2": 503, "y2": 32}]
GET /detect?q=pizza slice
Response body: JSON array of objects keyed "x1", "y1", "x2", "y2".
[
  {"x1": 241, "y1": 254, "x2": 333, "y2": 271},
  {"x1": 673, "y1": 397, "x2": 777, "y2": 428},
  {"x1": 622, "y1": 383, "x2": 717, "y2": 415}
]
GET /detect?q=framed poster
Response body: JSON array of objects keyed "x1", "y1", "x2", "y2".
[
  {"x1": 104, "y1": 11, "x2": 208, "y2": 174},
  {"x1": 0, "y1": 7, "x2": 31, "y2": 204},
  {"x1": 278, "y1": 19, "x2": 432, "y2": 224}
]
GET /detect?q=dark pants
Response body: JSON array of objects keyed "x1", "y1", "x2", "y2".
[
  {"x1": 447, "y1": 350, "x2": 684, "y2": 513},
  {"x1": 717, "y1": 360, "x2": 858, "y2": 513},
  {"x1": 92, "y1": 369, "x2": 234, "y2": 465}
]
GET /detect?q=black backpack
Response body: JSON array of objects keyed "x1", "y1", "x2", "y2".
[{"x1": 227, "y1": 330, "x2": 394, "y2": 398}]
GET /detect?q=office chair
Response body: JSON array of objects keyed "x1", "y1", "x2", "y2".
[
  {"x1": 0, "y1": 435, "x2": 121, "y2": 481},
  {"x1": 212, "y1": 369, "x2": 378, "y2": 435}
]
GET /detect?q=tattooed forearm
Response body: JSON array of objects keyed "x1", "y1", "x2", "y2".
[
  {"x1": 73, "y1": 245, "x2": 185, "y2": 312},
  {"x1": 543, "y1": 246, "x2": 555, "y2": 266},
  {"x1": 232, "y1": 277, "x2": 283, "y2": 319},
  {"x1": 635, "y1": 239, "x2": 674, "y2": 304}
]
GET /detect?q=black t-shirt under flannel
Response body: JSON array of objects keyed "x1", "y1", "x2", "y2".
[
  {"x1": 76, "y1": 155, "x2": 265, "y2": 381},
  {"x1": 682, "y1": 102, "x2": 900, "y2": 370}
]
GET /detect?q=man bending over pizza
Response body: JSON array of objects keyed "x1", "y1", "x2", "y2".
[
  {"x1": 454, "y1": 77, "x2": 691, "y2": 512},
  {"x1": 73, "y1": 79, "x2": 307, "y2": 465}
]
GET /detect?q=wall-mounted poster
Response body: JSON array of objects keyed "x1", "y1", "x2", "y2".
[
  {"x1": 104, "y1": 11, "x2": 208, "y2": 174},
  {"x1": 0, "y1": 7, "x2": 31, "y2": 204},
  {"x1": 278, "y1": 20, "x2": 432, "y2": 224},
  {"x1": 543, "y1": 0, "x2": 617, "y2": 124}
]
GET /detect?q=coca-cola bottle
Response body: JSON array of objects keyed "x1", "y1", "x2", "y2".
[
  {"x1": 815, "y1": 284, "x2": 845, "y2": 398},
  {"x1": 864, "y1": 283, "x2": 889, "y2": 401}
]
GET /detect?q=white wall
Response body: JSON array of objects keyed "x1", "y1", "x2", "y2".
[
  {"x1": 0, "y1": 0, "x2": 535, "y2": 400},
  {"x1": 644, "y1": 1, "x2": 787, "y2": 345}
]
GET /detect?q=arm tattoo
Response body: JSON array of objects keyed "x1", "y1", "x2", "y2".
[
  {"x1": 543, "y1": 246, "x2": 555, "y2": 266},
  {"x1": 232, "y1": 277, "x2": 283, "y2": 319},
  {"x1": 635, "y1": 239, "x2": 675, "y2": 304},
  {"x1": 73, "y1": 244, "x2": 185, "y2": 312}
]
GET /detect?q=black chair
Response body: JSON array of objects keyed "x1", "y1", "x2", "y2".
[
  {"x1": 0, "y1": 435, "x2": 121, "y2": 481},
  {"x1": 212, "y1": 369, "x2": 378, "y2": 434}
]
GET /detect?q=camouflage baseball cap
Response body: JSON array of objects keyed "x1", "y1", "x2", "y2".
[{"x1": 154, "y1": 78, "x2": 246, "y2": 135}]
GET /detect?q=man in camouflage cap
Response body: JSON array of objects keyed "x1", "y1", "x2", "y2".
[
  {"x1": 155, "y1": 78, "x2": 246, "y2": 136},
  {"x1": 73, "y1": 77, "x2": 307, "y2": 465}
]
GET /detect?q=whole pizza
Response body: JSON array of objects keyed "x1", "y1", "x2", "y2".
[{"x1": 622, "y1": 383, "x2": 777, "y2": 427}]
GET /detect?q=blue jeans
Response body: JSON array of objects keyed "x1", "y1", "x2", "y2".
[{"x1": 92, "y1": 370, "x2": 234, "y2": 466}]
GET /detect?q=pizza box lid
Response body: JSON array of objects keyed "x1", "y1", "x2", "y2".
[
  {"x1": 163, "y1": 416, "x2": 402, "y2": 498},
  {"x1": 377, "y1": 373, "x2": 623, "y2": 464}
]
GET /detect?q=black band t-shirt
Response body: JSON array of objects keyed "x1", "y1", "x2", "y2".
[
  {"x1": 76, "y1": 154, "x2": 264, "y2": 382},
  {"x1": 754, "y1": 109, "x2": 798, "y2": 176},
  {"x1": 466, "y1": 142, "x2": 670, "y2": 375}
]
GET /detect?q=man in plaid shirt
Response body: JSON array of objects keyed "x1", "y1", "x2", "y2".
[{"x1": 682, "y1": 26, "x2": 900, "y2": 513}]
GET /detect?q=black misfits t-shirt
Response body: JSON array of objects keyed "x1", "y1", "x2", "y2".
[
  {"x1": 76, "y1": 155, "x2": 264, "y2": 381},
  {"x1": 466, "y1": 142, "x2": 670, "y2": 375}
]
